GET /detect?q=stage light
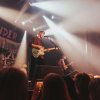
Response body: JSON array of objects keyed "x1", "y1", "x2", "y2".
[
  {"x1": 0, "y1": 6, "x2": 36, "y2": 34},
  {"x1": 33, "y1": 28, "x2": 36, "y2": 31},
  {"x1": 51, "y1": 15, "x2": 54, "y2": 19},
  {"x1": 31, "y1": 0, "x2": 100, "y2": 34},
  {"x1": 22, "y1": 21, "x2": 26, "y2": 25},
  {"x1": 14, "y1": 30, "x2": 27, "y2": 69},
  {"x1": 30, "y1": 1, "x2": 66, "y2": 16}
]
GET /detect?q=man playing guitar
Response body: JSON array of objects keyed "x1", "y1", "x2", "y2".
[
  {"x1": 29, "y1": 31, "x2": 58, "y2": 84},
  {"x1": 29, "y1": 31, "x2": 45, "y2": 83}
]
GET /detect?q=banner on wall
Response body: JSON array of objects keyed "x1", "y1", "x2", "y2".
[{"x1": 0, "y1": 18, "x2": 24, "y2": 68}]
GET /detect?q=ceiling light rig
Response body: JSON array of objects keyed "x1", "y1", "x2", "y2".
[
  {"x1": 33, "y1": 28, "x2": 36, "y2": 31},
  {"x1": 51, "y1": 15, "x2": 54, "y2": 19},
  {"x1": 21, "y1": 21, "x2": 26, "y2": 25}
]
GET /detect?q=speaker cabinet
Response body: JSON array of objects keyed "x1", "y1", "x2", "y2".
[{"x1": 34, "y1": 65, "x2": 64, "y2": 80}]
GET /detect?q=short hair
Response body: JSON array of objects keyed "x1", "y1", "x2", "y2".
[
  {"x1": 89, "y1": 78, "x2": 100, "y2": 100},
  {"x1": 40, "y1": 73, "x2": 70, "y2": 100},
  {"x1": 0, "y1": 67, "x2": 28, "y2": 100},
  {"x1": 74, "y1": 73, "x2": 91, "y2": 100},
  {"x1": 38, "y1": 31, "x2": 45, "y2": 34}
]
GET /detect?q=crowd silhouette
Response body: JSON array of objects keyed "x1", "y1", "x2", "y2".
[{"x1": 0, "y1": 65, "x2": 99, "y2": 100}]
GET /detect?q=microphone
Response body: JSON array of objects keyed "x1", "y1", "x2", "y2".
[
  {"x1": 44, "y1": 35, "x2": 54, "y2": 38},
  {"x1": 44, "y1": 36, "x2": 49, "y2": 37}
]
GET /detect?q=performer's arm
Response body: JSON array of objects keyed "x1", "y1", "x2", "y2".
[{"x1": 32, "y1": 44, "x2": 43, "y2": 49}]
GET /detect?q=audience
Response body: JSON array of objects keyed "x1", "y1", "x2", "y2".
[
  {"x1": 33, "y1": 73, "x2": 71, "y2": 100},
  {"x1": 0, "y1": 65, "x2": 99, "y2": 100},
  {"x1": 64, "y1": 75, "x2": 79, "y2": 100},
  {"x1": 89, "y1": 78, "x2": 100, "y2": 100},
  {"x1": 74, "y1": 72, "x2": 91, "y2": 100},
  {"x1": 0, "y1": 67, "x2": 28, "y2": 100}
]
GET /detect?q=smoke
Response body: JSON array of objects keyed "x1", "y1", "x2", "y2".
[{"x1": 60, "y1": 0, "x2": 100, "y2": 33}]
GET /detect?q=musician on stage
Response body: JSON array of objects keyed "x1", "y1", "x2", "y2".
[{"x1": 29, "y1": 31, "x2": 45, "y2": 83}]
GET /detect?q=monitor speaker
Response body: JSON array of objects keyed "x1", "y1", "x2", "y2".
[{"x1": 34, "y1": 65, "x2": 64, "y2": 80}]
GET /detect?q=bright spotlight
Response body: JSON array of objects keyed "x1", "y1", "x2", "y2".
[
  {"x1": 33, "y1": 28, "x2": 36, "y2": 31},
  {"x1": 0, "y1": 7, "x2": 35, "y2": 34},
  {"x1": 22, "y1": 21, "x2": 26, "y2": 25},
  {"x1": 30, "y1": 1, "x2": 68, "y2": 17},
  {"x1": 43, "y1": 16, "x2": 71, "y2": 40},
  {"x1": 14, "y1": 30, "x2": 27, "y2": 68},
  {"x1": 29, "y1": 2, "x2": 34, "y2": 6},
  {"x1": 51, "y1": 15, "x2": 54, "y2": 19},
  {"x1": 24, "y1": 30, "x2": 27, "y2": 34}
]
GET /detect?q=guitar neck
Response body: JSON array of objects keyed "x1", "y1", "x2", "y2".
[
  {"x1": 32, "y1": 47, "x2": 59, "y2": 58},
  {"x1": 44, "y1": 48, "x2": 58, "y2": 52}
]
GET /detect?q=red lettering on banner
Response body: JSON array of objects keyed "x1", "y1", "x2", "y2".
[
  {"x1": 7, "y1": 30, "x2": 13, "y2": 39},
  {"x1": 12, "y1": 32, "x2": 17, "y2": 40},
  {"x1": 0, "y1": 26, "x2": 17, "y2": 41},
  {"x1": 2, "y1": 27, "x2": 8, "y2": 36}
]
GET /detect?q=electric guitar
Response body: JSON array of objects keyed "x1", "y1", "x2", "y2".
[{"x1": 32, "y1": 47, "x2": 58, "y2": 58}]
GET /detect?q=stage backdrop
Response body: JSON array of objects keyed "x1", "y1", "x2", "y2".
[{"x1": 0, "y1": 18, "x2": 24, "y2": 68}]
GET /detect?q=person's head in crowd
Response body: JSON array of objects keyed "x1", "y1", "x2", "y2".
[
  {"x1": 74, "y1": 72, "x2": 91, "y2": 100},
  {"x1": 0, "y1": 67, "x2": 28, "y2": 100},
  {"x1": 64, "y1": 75, "x2": 79, "y2": 100},
  {"x1": 89, "y1": 78, "x2": 100, "y2": 100},
  {"x1": 40, "y1": 73, "x2": 70, "y2": 100}
]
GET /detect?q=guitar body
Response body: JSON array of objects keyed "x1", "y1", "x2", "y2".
[{"x1": 32, "y1": 48, "x2": 45, "y2": 58}]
